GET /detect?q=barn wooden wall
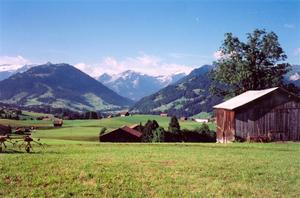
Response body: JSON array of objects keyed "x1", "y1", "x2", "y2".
[
  {"x1": 235, "y1": 91, "x2": 300, "y2": 141},
  {"x1": 215, "y1": 109, "x2": 235, "y2": 143}
]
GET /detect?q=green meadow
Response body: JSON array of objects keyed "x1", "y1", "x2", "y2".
[
  {"x1": 1, "y1": 114, "x2": 215, "y2": 141},
  {"x1": 1, "y1": 141, "x2": 300, "y2": 197},
  {"x1": 1, "y1": 114, "x2": 300, "y2": 197}
]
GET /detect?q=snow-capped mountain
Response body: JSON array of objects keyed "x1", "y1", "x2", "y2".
[
  {"x1": 98, "y1": 70, "x2": 186, "y2": 101},
  {"x1": 0, "y1": 64, "x2": 36, "y2": 81},
  {"x1": 285, "y1": 65, "x2": 300, "y2": 87}
]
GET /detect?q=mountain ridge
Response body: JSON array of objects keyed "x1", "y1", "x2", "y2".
[
  {"x1": 0, "y1": 63, "x2": 133, "y2": 112},
  {"x1": 130, "y1": 65, "x2": 223, "y2": 117}
]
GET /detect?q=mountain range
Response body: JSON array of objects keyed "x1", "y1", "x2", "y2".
[
  {"x1": 130, "y1": 65, "x2": 223, "y2": 117},
  {"x1": 0, "y1": 63, "x2": 299, "y2": 116},
  {"x1": 0, "y1": 63, "x2": 133, "y2": 112},
  {"x1": 286, "y1": 65, "x2": 300, "y2": 87},
  {"x1": 98, "y1": 71, "x2": 185, "y2": 101}
]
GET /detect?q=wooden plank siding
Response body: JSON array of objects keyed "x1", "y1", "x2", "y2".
[{"x1": 234, "y1": 90, "x2": 300, "y2": 141}]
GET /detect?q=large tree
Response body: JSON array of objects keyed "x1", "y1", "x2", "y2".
[{"x1": 210, "y1": 29, "x2": 296, "y2": 97}]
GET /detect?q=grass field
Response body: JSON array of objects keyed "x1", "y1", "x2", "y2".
[
  {"x1": 1, "y1": 141, "x2": 299, "y2": 197},
  {"x1": 1, "y1": 115, "x2": 299, "y2": 197},
  {"x1": 1, "y1": 115, "x2": 215, "y2": 141}
]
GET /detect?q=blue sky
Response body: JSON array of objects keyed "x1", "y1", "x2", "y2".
[{"x1": 0, "y1": 0, "x2": 299, "y2": 76}]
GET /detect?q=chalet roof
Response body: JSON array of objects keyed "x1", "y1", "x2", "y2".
[
  {"x1": 213, "y1": 87, "x2": 279, "y2": 110},
  {"x1": 129, "y1": 124, "x2": 139, "y2": 129},
  {"x1": 101, "y1": 125, "x2": 142, "y2": 138}
]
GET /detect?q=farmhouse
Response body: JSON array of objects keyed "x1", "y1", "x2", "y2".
[
  {"x1": 120, "y1": 111, "x2": 130, "y2": 117},
  {"x1": 160, "y1": 113, "x2": 168, "y2": 117},
  {"x1": 214, "y1": 87, "x2": 300, "y2": 143},
  {"x1": 53, "y1": 119, "x2": 63, "y2": 127},
  {"x1": 99, "y1": 125, "x2": 142, "y2": 142}
]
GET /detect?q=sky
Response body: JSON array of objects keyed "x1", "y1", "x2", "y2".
[{"x1": 0, "y1": 0, "x2": 299, "y2": 77}]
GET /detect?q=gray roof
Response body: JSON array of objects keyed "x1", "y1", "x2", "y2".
[{"x1": 213, "y1": 87, "x2": 279, "y2": 110}]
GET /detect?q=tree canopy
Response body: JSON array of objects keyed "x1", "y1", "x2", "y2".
[{"x1": 210, "y1": 29, "x2": 297, "y2": 97}]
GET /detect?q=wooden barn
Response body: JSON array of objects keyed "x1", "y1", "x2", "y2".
[
  {"x1": 99, "y1": 125, "x2": 142, "y2": 142},
  {"x1": 213, "y1": 87, "x2": 300, "y2": 143}
]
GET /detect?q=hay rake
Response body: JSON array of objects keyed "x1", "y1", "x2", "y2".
[
  {"x1": 0, "y1": 133, "x2": 45, "y2": 153},
  {"x1": 0, "y1": 135, "x2": 16, "y2": 153}
]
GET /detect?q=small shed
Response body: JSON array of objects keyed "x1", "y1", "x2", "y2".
[
  {"x1": 213, "y1": 87, "x2": 300, "y2": 143},
  {"x1": 99, "y1": 126, "x2": 142, "y2": 142}
]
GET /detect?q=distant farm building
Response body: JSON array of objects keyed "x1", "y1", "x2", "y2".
[
  {"x1": 53, "y1": 119, "x2": 63, "y2": 127},
  {"x1": 213, "y1": 87, "x2": 300, "y2": 143},
  {"x1": 99, "y1": 125, "x2": 142, "y2": 142},
  {"x1": 120, "y1": 112, "x2": 130, "y2": 117},
  {"x1": 180, "y1": 117, "x2": 188, "y2": 121},
  {"x1": 160, "y1": 113, "x2": 168, "y2": 117},
  {"x1": 193, "y1": 118, "x2": 209, "y2": 123},
  {"x1": 0, "y1": 125, "x2": 11, "y2": 135}
]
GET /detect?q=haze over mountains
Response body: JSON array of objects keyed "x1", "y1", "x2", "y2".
[{"x1": 0, "y1": 63, "x2": 133, "y2": 112}]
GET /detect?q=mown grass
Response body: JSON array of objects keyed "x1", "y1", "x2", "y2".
[
  {"x1": 1, "y1": 142, "x2": 299, "y2": 197},
  {"x1": 2, "y1": 115, "x2": 299, "y2": 197}
]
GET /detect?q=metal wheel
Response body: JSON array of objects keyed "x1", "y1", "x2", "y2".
[{"x1": 26, "y1": 145, "x2": 30, "y2": 153}]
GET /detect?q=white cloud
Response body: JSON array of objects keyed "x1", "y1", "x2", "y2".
[
  {"x1": 284, "y1": 24, "x2": 295, "y2": 29},
  {"x1": 213, "y1": 50, "x2": 236, "y2": 60},
  {"x1": 75, "y1": 54, "x2": 196, "y2": 77},
  {"x1": 294, "y1": 48, "x2": 300, "y2": 56},
  {"x1": 0, "y1": 55, "x2": 31, "y2": 72},
  {"x1": 213, "y1": 50, "x2": 224, "y2": 60}
]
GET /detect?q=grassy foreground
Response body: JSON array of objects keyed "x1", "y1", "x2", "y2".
[{"x1": 1, "y1": 141, "x2": 300, "y2": 197}]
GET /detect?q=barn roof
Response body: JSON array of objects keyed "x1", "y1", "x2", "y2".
[
  {"x1": 101, "y1": 125, "x2": 142, "y2": 138},
  {"x1": 213, "y1": 87, "x2": 279, "y2": 110},
  {"x1": 121, "y1": 126, "x2": 142, "y2": 137},
  {"x1": 129, "y1": 124, "x2": 139, "y2": 129}
]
